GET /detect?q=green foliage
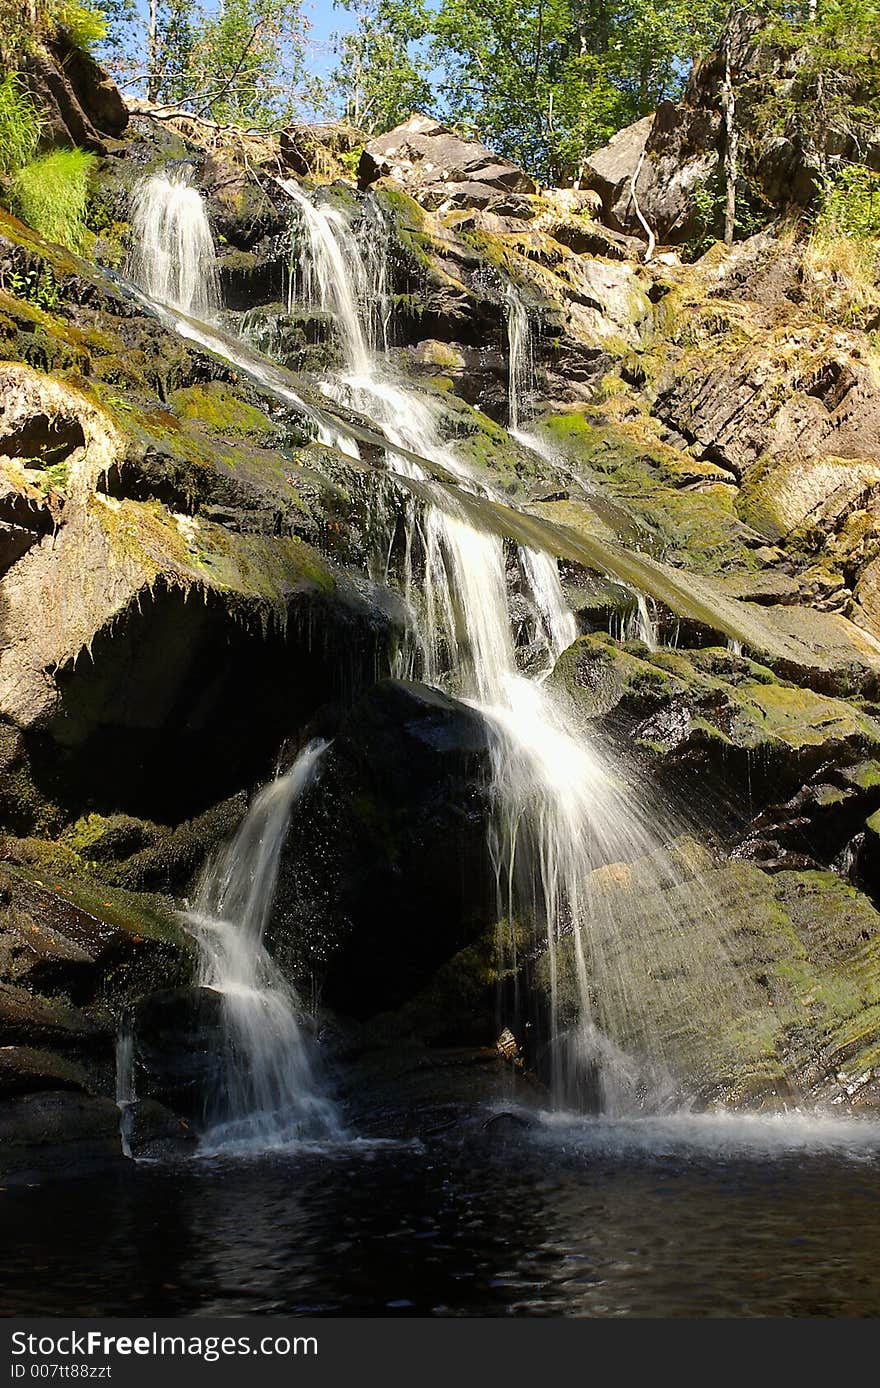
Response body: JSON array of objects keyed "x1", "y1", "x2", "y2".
[
  {"x1": 817, "y1": 164, "x2": 880, "y2": 240},
  {"x1": 321, "y1": 0, "x2": 728, "y2": 181},
  {"x1": 8, "y1": 148, "x2": 95, "y2": 252},
  {"x1": 53, "y1": 0, "x2": 107, "y2": 48},
  {"x1": 0, "y1": 0, "x2": 109, "y2": 63},
  {"x1": 100, "y1": 0, "x2": 314, "y2": 125},
  {"x1": 330, "y1": 0, "x2": 432, "y2": 134},
  {"x1": 1, "y1": 262, "x2": 62, "y2": 309},
  {"x1": 0, "y1": 72, "x2": 42, "y2": 176}
]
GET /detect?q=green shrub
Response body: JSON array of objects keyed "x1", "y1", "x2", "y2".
[
  {"x1": 52, "y1": 1, "x2": 107, "y2": 50},
  {"x1": 817, "y1": 163, "x2": 880, "y2": 241},
  {"x1": 8, "y1": 147, "x2": 95, "y2": 251},
  {"x1": 0, "y1": 72, "x2": 42, "y2": 176}
]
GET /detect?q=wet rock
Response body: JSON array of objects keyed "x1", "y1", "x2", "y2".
[
  {"x1": 529, "y1": 851, "x2": 880, "y2": 1111},
  {"x1": 276, "y1": 679, "x2": 497, "y2": 1017},
  {"x1": 0, "y1": 1091, "x2": 123, "y2": 1182},
  {"x1": 553, "y1": 636, "x2": 880, "y2": 833},
  {"x1": 200, "y1": 154, "x2": 287, "y2": 250},
  {"x1": 482, "y1": 1110, "x2": 538, "y2": 1143},
  {"x1": 124, "y1": 1097, "x2": 198, "y2": 1158},
  {"x1": 0, "y1": 1046, "x2": 91, "y2": 1099},
  {"x1": 0, "y1": 982, "x2": 107, "y2": 1052},
  {"x1": 130, "y1": 985, "x2": 225, "y2": 1120},
  {"x1": 0, "y1": 868, "x2": 191, "y2": 1007}
]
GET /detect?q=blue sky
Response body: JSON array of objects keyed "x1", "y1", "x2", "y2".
[
  {"x1": 124, "y1": 1, "x2": 357, "y2": 82},
  {"x1": 302, "y1": 0, "x2": 355, "y2": 75}
]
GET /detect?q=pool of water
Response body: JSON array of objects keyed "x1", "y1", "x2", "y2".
[{"x1": 3, "y1": 1107, "x2": 880, "y2": 1317}]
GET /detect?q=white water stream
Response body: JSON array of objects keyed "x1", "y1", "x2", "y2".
[
  {"x1": 280, "y1": 185, "x2": 690, "y2": 1109},
  {"x1": 186, "y1": 740, "x2": 340, "y2": 1150},
  {"x1": 128, "y1": 165, "x2": 220, "y2": 319}
]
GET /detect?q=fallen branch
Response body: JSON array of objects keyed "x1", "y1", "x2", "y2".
[{"x1": 630, "y1": 149, "x2": 656, "y2": 262}]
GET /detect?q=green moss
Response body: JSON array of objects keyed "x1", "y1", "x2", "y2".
[
  {"x1": 0, "y1": 857, "x2": 186, "y2": 948},
  {"x1": 533, "y1": 409, "x2": 756, "y2": 575},
  {"x1": 170, "y1": 382, "x2": 276, "y2": 439},
  {"x1": 554, "y1": 635, "x2": 880, "y2": 770}
]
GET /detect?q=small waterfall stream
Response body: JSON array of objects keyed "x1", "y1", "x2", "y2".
[
  {"x1": 128, "y1": 165, "x2": 220, "y2": 318},
  {"x1": 506, "y1": 284, "x2": 535, "y2": 432},
  {"x1": 186, "y1": 740, "x2": 339, "y2": 1150}
]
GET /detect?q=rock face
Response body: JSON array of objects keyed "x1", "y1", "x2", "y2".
[
  {"x1": 583, "y1": 114, "x2": 656, "y2": 235},
  {"x1": 584, "y1": 10, "x2": 880, "y2": 244},
  {"x1": 23, "y1": 32, "x2": 128, "y2": 154},
  {"x1": 276, "y1": 680, "x2": 497, "y2": 1017},
  {"x1": 360, "y1": 114, "x2": 537, "y2": 208}
]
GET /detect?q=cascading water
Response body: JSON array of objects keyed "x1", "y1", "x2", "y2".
[
  {"x1": 283, "y1": 179, "x2": 390, "y2": 371},
  {"x1": 115, "y1": 1015, "x2": 135, "y2": 1160},
  {"x1": 128, "y1": 165, "x2": 220, "y2": 318},
  {"x1": 505, "y1": 293, "x2": 660, "y2": 661},
  {"x1": 281, "y1": 185, "x2": 695, "y2": 1110},
  {"x1": 123, "y1": 171, "x2": 766, "y2": 1120},
  {"x1": 185, "y1": 740, "x2": 340, "y2": 1150}
]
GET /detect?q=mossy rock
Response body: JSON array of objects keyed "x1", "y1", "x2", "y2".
[
  {"x1": 532, "y1": 848, "x2": 880, "y2": 1109},
  {"x1": 169, "y1": 382, "x2": 277, "y2": 440},
  {"x1": 553, "y1": 634, "x2": 880, "y2": 812},
  {"x1": 534, "y1": 409, "x2": 760, "y2": 575}
]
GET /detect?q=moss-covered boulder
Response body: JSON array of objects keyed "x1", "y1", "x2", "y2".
[
  {"x1": 553, "y1": 635, "x2": 880, "y2": 850},
  {"x1": 532, "y1": 850, "x2": 880, "y2": 1111}
]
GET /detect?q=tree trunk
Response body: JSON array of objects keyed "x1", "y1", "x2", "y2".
[
  {"x1": 722, "y1": 43, "x2": 738, "y2": 244},
  {"x1": 147, "y1": 0, "x2": 159, "y2": 102}
]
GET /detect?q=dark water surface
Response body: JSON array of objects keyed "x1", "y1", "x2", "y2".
[{"x1": 2, "y1": 1111, "x2": 880, "y2": 1318}]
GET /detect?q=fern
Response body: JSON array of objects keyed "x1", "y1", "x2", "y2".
[{"x1": 52, "y1": 1, "x2": 107, "y2": 51}]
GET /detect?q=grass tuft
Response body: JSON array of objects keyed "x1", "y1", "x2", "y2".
[
  {"x1": 0, "y1": 72, "x2": 42, "y2": 176},
  {"x1": 8, "y1": 147, "x2": 95, "y2": 251}
]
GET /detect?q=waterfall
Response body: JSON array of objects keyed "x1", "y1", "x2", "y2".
[
  {"x1": 128, "y1": 165, "x2": 219, "y2": 318},
  {"x1": 186, "y1": 740, "x2": 340, "y2": 1151},
  {"x1": 282, "y1": 179, "x2": 391, "y2": 371},
  {"x1": 282, "y1": 185, "x2": 686, "y2": 1111},
  {"x1": 122, "y1": 169, "x2": 748, "y2": 1117},
  {"x1": 115, "y1": 1014, "x2": 135, "y2": 1160},
  {"x1": 614, "y1": 591, "x2": 658, "y2": 651},
  {"x1": 506, "y1": 285, "x2": 534, "y2": 431}
]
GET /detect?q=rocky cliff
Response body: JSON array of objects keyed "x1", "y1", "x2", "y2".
[{"x1": 1, "y1": 22, "x2": 880, "y2": 1177}]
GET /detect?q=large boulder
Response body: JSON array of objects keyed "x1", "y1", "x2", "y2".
[
  {"x1": 552, "y1": 635, "x2": 880, "y2": 858},
  {"x1": 275, "y1": 679, "x2": 498, "y2": 1017},
  {"x1": 530, "y1": 851, "x2": 880, "y2": 1110},
  {"x1": 359, "y1": 115, "x2": 536, "y2": 209},
  {"x1": 129, "y1": 985, "x2": 225, "y2": 1121},
  {"x1": 23, "y1": 33, "x2": 128, "y2": 154}
]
